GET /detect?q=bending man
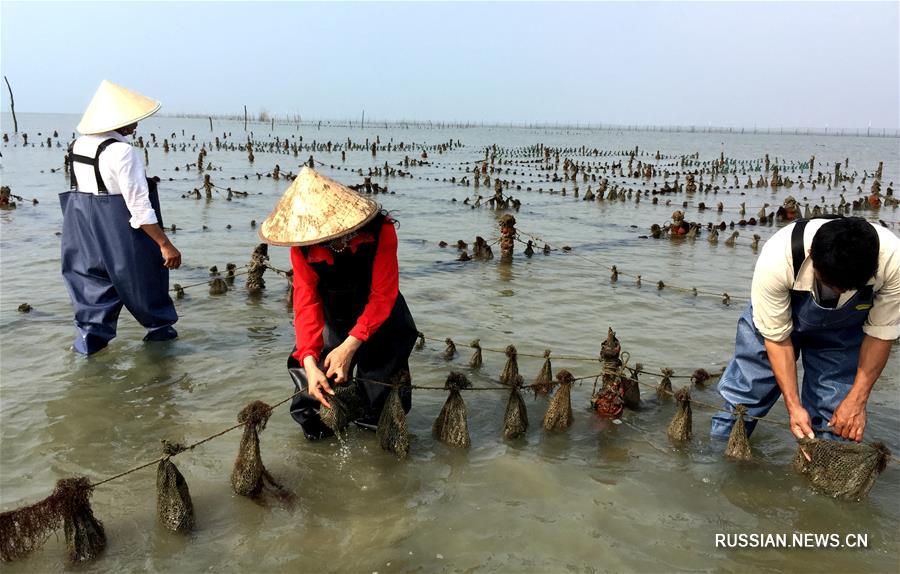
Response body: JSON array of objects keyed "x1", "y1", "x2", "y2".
[{"x1": 711, "y1": 217, "x2": 898, "y2": 442}]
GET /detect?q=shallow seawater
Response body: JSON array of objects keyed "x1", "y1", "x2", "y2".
[{"x1": 1, "y1": 113, "x2": 898, "y2": 572}]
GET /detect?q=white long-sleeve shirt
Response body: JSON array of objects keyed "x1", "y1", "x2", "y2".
[
  {"x1": 751, "y1": 219, "x2": 900, "y2": 342},
  {"x1": 71, "y1": 131, "x2": 158, "y2": 228}
]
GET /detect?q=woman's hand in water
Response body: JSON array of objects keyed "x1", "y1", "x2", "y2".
[
  {"x1": 303, "y1": 356, "x2": 334, "y2": 408},
  {"x1": 324, "y1": 336, "x2": 362, "y2": 385}
]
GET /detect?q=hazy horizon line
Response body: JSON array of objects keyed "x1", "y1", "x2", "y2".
[{"x1": 2, "y1": 111, "x2": 898, "y2": 139}]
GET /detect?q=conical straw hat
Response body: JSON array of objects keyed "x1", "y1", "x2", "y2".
[
  {"x1": 258, "y1": 167, "x2": 380, "y2": 247},
  {"x1": 76, "y1": 80, "x2": 161, "y2": 134}
]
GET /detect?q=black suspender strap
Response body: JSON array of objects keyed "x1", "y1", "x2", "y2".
[
  {"x1": 91, "y1": 139, "x2": 119, "y2": 193},
  {"x1": 67, "y1": 142, "x2": 77, "y2": 189},
  {"x1": 790, "y1": 220, "x2": 808, "y2": 282},
  {"x1": 68, "y1": 138, "x2": 119, "y2": 193}
]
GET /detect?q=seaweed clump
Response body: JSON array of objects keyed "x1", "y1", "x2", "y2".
[
  {"x1": 468, "y1": 340, "x2": 483, "y2": 369},
  {"x1": 156, "y1": 441, "x2": 194, "y2": 533},
  {"x1": 532, "y1": 350, "x2": 553, "y2": 396},
  {"x1": 503, "y1": 377, "x2": 529, "y2": 439},
  {"x1": 794, "y1": 439, "x2": 891, "y2": 500},
  {"x1": 246, "y1": 243, "x2": 269, "y2": 294},
  {"x1": 442, "y1": 338, "x2": 457, "y2": 360},
  {"x1": 723, "y1": 405, "x2": 752, "y2": 461},
  {"x1": 500, "y1": 345, "x2": 519, "y2": 386},
  {"x1": 377, "y1": 372, "x2": 412, "y2": 459},
  {"x1": 543, "y1": 370, "x2": 574, "y2": 432},
  {"x1": 231, "y1": 401, "x2": 282, "y2": 498},
  {"x1": 667, "y1": 387, "x2": 692, "y2": 443},
  {"x1": 432, "y1": 372, "x2": 472, "y2": 448},
  {"x1": 0, "y1": 477, "x2": 107, "y2": 564},
  {"x1": 656, "y1": 368, "x2": 674, "y2": 401}
]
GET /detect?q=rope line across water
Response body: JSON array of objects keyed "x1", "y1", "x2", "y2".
[
  {"x1": 418, "y1": 335, "x2": 717, "y2": 378},
  {"x1": 90, "y1": 389, "x2": 304, "y2": 488},
  {"x1": 12, "y1": 349, "x2": 896, "y2": 502},
  {"x1": 171, "y1": 266, "x2": 252, "y2": 292}
]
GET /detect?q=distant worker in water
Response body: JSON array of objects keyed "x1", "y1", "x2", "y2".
[
  {"x1": 712, "y1": 217, "x2": 899, "y2": 443},
  {"x1": 259, "y1": 167, "x2": 418, "y2": 440},
  {"x1": 61, "y1": 80, "x2": 181, "y2": 355}
]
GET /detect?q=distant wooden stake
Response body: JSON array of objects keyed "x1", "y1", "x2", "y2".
[
  {"x1": 4, "y1": 76, "x2": 18, "y2": 133},
  {"x1": 244, "y1": 105, "x2": 248, "y2": 131},
  {"x1": 208, "y1": 116, "x2": 213, "y2": 132}
]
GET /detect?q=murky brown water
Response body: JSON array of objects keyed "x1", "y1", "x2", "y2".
[{"x1": 1, "y1": 113, "x2": 898, "y2": 572}]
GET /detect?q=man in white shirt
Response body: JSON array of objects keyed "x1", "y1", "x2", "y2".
[
  {"x1": 61, "y1": 80, "x2": 181, "y2": 355},
  {"x1": 711, "y1": 217, "x2": 899, "y2": 443}
]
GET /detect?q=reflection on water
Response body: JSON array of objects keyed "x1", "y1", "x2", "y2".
[
  {"x1": 0, "y1": 113, "x2": 898, "y2": 572},
  {"x1": 45, "y1": 346, "x2": 187, "y2": 473}
]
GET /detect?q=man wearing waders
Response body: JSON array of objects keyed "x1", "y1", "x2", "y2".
[
  {"x1": 258, "y1": 167, "x2": 418, "y2": 440},
  {"x1": 61, "y1": 80, "x2": 181, "y2": 355},
  {"x1": 711, "y1": 217, "x2": 898, "y2": 443}
]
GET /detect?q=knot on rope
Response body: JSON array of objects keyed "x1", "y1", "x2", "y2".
[
  {"x1": 237, "y1": 400, "x2": 271, "y2": 433},
  {"x1": 444, "y1": 371, "x2": 472, "y2": 392},
  {"x1": 556, "y1": 369, "x2": 575, "y2": 386},
  {"x1": 51, "y1": 477, "x2": 95, "y2": 524},
  {"x1": 161, "y1": 440, "x2": 188, "y2": 457}
]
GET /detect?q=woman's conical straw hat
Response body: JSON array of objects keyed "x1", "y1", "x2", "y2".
[
  {"x1": 259, "y1": 167, "x2": 380, "y2": 247},
  {"x1": 76, "y1": 80, "x2": 161, "y2": 134}
]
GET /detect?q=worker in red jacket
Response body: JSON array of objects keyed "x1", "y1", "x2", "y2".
[{"x1": 259, "y1": 167, "x2": 417, "y2": 440}]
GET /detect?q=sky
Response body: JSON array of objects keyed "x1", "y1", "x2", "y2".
[{"x1": 1, "y1": 1, "x2": 898, "y2": 128}]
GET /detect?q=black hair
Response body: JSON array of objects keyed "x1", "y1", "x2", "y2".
[{"x1": 809, "y1": 217, "x2": 879, "y2": 291}]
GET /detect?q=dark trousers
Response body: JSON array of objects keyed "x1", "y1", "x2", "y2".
[
  {"x1": 60, "y1": 191, "x2": 177, "y2": 354},
  {"x1": 288, "y1": 294, "x2": 417, "y2": 439}
]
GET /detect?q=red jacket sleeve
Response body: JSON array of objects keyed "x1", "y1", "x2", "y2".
[
  {"x1": 290, "y1": 246, "x2": 325, "y2": 364},
  {"x1": 349, "y1": 221, "x2": 400, "y2": 341}
]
